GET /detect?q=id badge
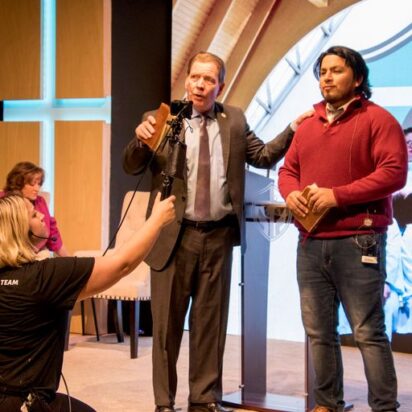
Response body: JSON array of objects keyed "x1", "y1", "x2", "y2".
[{"x1": 361, "y1": 241, "x2": 378, "y2": 265}]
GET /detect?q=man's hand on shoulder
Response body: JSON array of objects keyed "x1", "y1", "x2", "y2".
[{"x1": 290, "y1": 109, "x2": 314, "y2": 132}]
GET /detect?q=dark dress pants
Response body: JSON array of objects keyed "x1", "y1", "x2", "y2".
[{"x1": 151, "y1": 224, "x2": 235, "y2": 407}]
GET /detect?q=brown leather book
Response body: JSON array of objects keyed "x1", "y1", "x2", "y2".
[
  {"x1": 291, "y1": 185, "x2": 330, "y2": 233},
  {"x1": 138, "y1": 103, "x2": 174, "y2": 151}
]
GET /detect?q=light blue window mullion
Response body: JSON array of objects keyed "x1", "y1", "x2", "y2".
[{"x1": 40, "y1": 0, "x2": 56, "y2": 210}]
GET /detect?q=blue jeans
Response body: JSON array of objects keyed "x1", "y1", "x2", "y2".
[{"x1": 297, "y1": 234, "x2": 399, "y2": 412}]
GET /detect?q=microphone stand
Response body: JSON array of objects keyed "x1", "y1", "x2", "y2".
[{"x1": 160, "y1": 102, "x2": 191, "y2": 200}]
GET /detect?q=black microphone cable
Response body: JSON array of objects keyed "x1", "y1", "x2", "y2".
[
  {"x1": 29, "y1": 231, "x2": 57, "y2": 242},
  {"x1": 104, "y1": 101, "x2": 192, "y2": 255},
  {"x1": 60, "y1": 372, "x2": 72, "y2": 412},
  {"x1": 61, "y1": 106, "x2": 191, "y2": 410},
  {"x1": 102, "y1": 146, "x2": 157, "y2": 256}
]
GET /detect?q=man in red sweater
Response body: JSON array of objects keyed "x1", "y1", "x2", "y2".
[{"x1": 278, "y1": 46, "x2": 408, "y2": 412}]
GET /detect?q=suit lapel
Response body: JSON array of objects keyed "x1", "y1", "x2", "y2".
[
  {"x1": 181, "y1": 127, "x2": 188, "y2": 185},
  {"x1": 217, "y1": 110, "x2": 230, "y2": 174}
]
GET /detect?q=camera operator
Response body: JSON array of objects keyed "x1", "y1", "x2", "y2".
[{"x1": 0, "y1": 193, "x2": 175, "y2": 411}]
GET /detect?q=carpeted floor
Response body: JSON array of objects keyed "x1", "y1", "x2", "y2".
[{"x1": 61, "y1": 332, "x2": 412, "y2": 412}]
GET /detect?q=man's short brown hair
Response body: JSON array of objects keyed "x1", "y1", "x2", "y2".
[{"x1": 187, "y1": 51, "x2": 226, "y2": 84}]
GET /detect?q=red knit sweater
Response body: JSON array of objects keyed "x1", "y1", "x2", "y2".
[{"x1": 279, "y1": 97, "x2": 408, "y2": 237}]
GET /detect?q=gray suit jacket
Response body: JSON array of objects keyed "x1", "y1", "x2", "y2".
[{"x1": 123, "y1": 102, "x2": 294, "y2": 271}]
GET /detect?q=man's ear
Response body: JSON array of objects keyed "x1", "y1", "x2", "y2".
[
  {"x1": 354, "y1": 76, "x2": 363, "y2": 88},
  {"x1": 217, "y1": 82, "x2": 225, "y2": 97}
]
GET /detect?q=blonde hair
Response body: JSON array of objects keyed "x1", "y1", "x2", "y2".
[{"x1": 0, "y1": 195, "x2": 36, "y2": 268}]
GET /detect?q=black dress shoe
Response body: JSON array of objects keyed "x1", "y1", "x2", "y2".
[
  {"x1": 155, "y1": 406, "x2": 176, "y2": 412},
  {"x1": 188, "y1": 402, "x2": 233, "y2": 412}
]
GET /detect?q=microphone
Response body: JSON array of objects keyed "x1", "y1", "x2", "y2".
[
  {"x1": 29, "y1": 231, "x2": 57, "y2": 242},
  {"x1": 161, "y1": 139, "x2": 186, "y2": 200},
  {"x1": 160, "y1": 100, "x2": 189, "y2": 200},
  {"x1": 170, "y1": 99, "x2": 193, "y2": 118}
]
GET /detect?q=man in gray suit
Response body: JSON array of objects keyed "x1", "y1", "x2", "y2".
[{"x1": 123, "y1": 51, "x2": 306, "y2": 412}]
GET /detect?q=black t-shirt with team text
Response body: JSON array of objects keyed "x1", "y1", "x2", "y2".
[{"x1": 0, "y1": 257, "x2": 94, "y2": 401}]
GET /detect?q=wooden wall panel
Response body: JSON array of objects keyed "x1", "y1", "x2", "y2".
[
  {"x1": 0, "y1": 123, "x2": 40, "y2": 187},
  {"x1": 54, "y1": 121, "x2": 103, "y2": 253},
  {"x1": 56, "y1": 0, "x2": 104, "y2": 98},
  {"x1": 0, "y1": 0, "x2": 40, "y2": 99}
]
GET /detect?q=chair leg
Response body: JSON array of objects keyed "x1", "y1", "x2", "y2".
[
  {"x1": 130, "y1": 301, "x2": 140, "y2": 359},
  {"x1": 80, "y1": 301, "x2": 85, "y2": 335},
  {"x1": 80, "y1": 298, "x2": 100, "y2": 341},
  {"x1": 111, "y1": 300, "x2": 124, "y2": 343},
  {"x1": 90, "y1": 298, "x2": 100, "y2": 341},
  {"x1": 64, "y1": 310, "x2": 72, "y2": 351}
]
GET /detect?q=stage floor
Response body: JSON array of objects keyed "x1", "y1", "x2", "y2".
[{"x1": 61, "y1": 332, "x2": 412, "y2": 412}]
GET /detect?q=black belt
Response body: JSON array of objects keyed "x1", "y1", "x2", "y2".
[{"x1": 182, "y1": 214, "x2": 236, "y2": 230}]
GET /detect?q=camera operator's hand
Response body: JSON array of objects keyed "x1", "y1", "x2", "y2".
[
  {"x1": 135, "y1": 115, "x2": 156, "y2": 140},
  {"x1": 150, "y1": 192, "x2": 176, "y2": 228},
  {"x1": 82, "y1": 192, "x2": 176, "y2": 300}
]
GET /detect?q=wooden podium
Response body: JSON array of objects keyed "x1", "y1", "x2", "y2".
[{"x1": 222, "y1": 170, "x2": 315, "y2": 412}]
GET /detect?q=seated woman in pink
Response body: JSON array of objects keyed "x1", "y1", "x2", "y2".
[{"x1": 1, "y1": 161, "x2": 70, "y2": 256}]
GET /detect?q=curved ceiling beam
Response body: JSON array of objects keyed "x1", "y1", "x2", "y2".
[
  {"x1": 223, "y1": 0, "x2": 360, "y2": 109},
  {"x1": 307, "y1": 0, "x2": 329, "y2": 7},
  {"x1": 171, "y1": 0, "x2": 360, "y2": 109}
]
